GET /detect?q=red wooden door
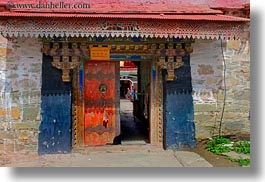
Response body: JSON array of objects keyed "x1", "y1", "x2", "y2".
[{"x1": 84, "y1": 61, "x2": 117, "y2": 145}]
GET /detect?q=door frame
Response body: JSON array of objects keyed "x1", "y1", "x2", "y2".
[{"x1": 72, "y1": 57, "x2": 163, "y2": 148}]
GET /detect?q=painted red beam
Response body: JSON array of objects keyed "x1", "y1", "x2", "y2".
[{"x1": 0, "y1": 12, "x2": 249, "y2": 21}]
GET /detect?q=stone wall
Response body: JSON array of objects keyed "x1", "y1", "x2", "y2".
[
  {"x1": 0, "y1": 36, "x2": 42, "y2": 154},
  {"x1": 0, "y1": 35, "x2": 8, "y2": 93},
  {"x1": 191, "y1": 39, "x2": 250, "y2": 139}
]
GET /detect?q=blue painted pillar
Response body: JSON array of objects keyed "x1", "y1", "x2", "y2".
[
  {"x1": 38, "y1": 55, "x2": 72, "y2": 154},
  {"x1": 38, "y1": 94, "x2": 71, "y2": 154},
  {"x1": 163, "y1": 55, "x2": 196, "y2": 149}
]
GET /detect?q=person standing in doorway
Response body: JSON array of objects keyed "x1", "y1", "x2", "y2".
[
  {"x1": 125, "y1": 88, "x2": 130, "y2": 99},
  {"x1": 131, "y1": 88, "x2": 135, "y2": 102}
]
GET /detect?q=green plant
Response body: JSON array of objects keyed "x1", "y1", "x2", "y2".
[
  {"x1": 227, "y1": 156, "x2": 250, "y2": 166},
  {"x1": 206, "y1": 137, "x2": 251, "y2": 166},
  {"x1": 232, "y1": 141, "x2": 250, "y2": 154},
  {"x1": 206, "y1": 137, "x2": 231, "y2": 155}
]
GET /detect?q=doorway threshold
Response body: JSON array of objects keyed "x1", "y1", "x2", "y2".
[
  {"x1": 121, "y1": 140, "x2": 148, "y2": 145},
  {"x1": 73, "y1": 144, "x2": 162, "y2": 154}
]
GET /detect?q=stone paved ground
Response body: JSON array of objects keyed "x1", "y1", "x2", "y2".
[
  {"x1": 1, "y1": 148, "x2": 213, "y2": 167},
  {"x1": 0, "y1": 99, "x2": 212, "y2": 167},
  {"x1": 120, "y1": 99, "x2": 149, "y2": 144}
]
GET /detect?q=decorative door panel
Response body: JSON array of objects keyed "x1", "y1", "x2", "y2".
[{"x1": 84, "y1": 61, "x2": 117, "y2": 145}]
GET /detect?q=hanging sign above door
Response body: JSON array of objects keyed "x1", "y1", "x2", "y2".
[{"x1": 90, "y1": 47, "x2": 110, "y2": 60}]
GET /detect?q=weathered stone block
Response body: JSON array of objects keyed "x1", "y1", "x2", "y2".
[
  {"x1": 240, "y1": 61, "x2": 250, "y2": 66},
  {"x1": 194, "y1": 104, "x2": 216, "y2": 112},
  {"x1": 226, "y1": 40, "x2": 240, "y2": 51},
  {"x1": 0, "y1": 130, "x2": 17, "y2": 140},
  {"x1": 0, "y1": 48, "x2": 7, "y2": 57},
  {"x1": 22, "y1": 106, "x2": 40, "y2": 121},
  {"x1": 0, "y1": 59, "x2": 6, "y2": 69},
  {"x1": 234, "y1": 90, "x2": 250, "y2": 101},
  {"x1": 25, "y1": 144, "x2": 38, "y2": 152},
  {"x1": 2, "y1": 143, "x2": 15, "y2": 152},
  {"x1": 194, "y1": 114, "x2": 215, "y2": 122},
  {"x1": 227, "y1": 77, "x2": 241, "y2": 86},
  {"x1": 206, "y1": 77, "x2": 221, "y2": 85},
  {"x1": 18, "y1": 79, "x2": 37, "y2": 91},
  {"x1": 222, "y1": 112, "x2": 241, "y2": 120},
  {"x1": 15, "y1": 143, "x2": 25, "y2": 151},
  {"x1": 0, "y1": 122, "x2": 9, "y2": 130},
  {"x1": 10, "y1": 92, "x2": 41, "y2": 105},
  {"x1": 8, "y1": 73, "x2": 19, "y2": 80},
  {"x1": 224, "y1": 121, "x2": 245, "y2": 130},
  {"x1": 226, "y1": 62, "x2": 240, "y2": 70},
  {"x1": 13, "y1": 121, "x2": 39, "y2": 130},
  {"x1": 213, "y1": 90, "x2": 224, "y2": 97},
  {"x1": 0, "y1": 130, "x2": 5, "y2": 140},
  {"x1": 193, "y1": 80, "x2": 205, "y2": 85},
  {"x1": 17, "y1": 131, "x2": 32, "y2": 141},
  {"x1": 195, "y1": 125, "x2": 215, "y2": 139},
  {"x1": 236, "y1": 71, "x2": 250, "y2": 81},
  {"x1": 29, "y1": 63, "x2": 41, "y2": 73},
  {"x1": 198, "y1": 65, "x2": 214, "y2": 75},
  {"x1": 216, "y1": 65, "x2": 223, "y2": 70},
  {"x1": 11, "y1": 107, "x2": 20, "y2": 120},
  {"x1": 0, "y1": 108, "x2": 7, "y2": 117},
  {"x1": 224, "y1": 106, "x2": 250, "y2": 113}
]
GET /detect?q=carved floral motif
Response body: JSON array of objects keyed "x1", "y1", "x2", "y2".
[{"x1": 0, "y1": 18, "x2": 246, "y2": 39}]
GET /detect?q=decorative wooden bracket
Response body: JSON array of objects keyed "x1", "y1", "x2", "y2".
[
  {"x1": 157, "y1": 56, "x2": 184, "y2": 81},
  {"x1": 42, "y1": 42, "x2": 83, "y2": 82},
  {"x1": 52, "y1": 55, "x2": 79, "y2": 82},
  {"x1": 156, "y1": 43, "x2": 193, "y2": 81}
]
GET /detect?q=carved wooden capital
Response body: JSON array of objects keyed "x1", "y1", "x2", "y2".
[
  {"x1": 185, "y1": 43, "x2": 193, "y2": 54},
  {"x1": 42, "y1": 42, "x2": 85, "y2": 57},
  {"x1": 42, "y1": 42, "x2": 50, "y2": 54},
  {"x1": 157, "y1": 56, "x2": 184, "y2": 81},
  {"x1": 52, "y1": 56, "x2": 80, "y2": 82}
]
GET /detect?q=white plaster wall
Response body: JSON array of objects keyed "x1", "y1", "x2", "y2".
[{"x1": 190, "y1": 39, "x2": 223, "y2": 104}]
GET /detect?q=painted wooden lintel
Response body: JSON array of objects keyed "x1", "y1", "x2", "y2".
[{"x1": 42, "y1": 41, "x2": 194, "y2": 82}]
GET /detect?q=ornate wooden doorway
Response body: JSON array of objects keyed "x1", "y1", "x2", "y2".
[{"x1": 84, "y1": 61, "x2": 119, "y2": 145}]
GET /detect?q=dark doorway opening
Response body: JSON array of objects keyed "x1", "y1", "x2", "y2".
[
  {"x1": 119, "y1": 61, "x2": 150, "y2": 145},
  {"x1": 120, "y1": 80, "x2": 131, "y2": 99}
]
